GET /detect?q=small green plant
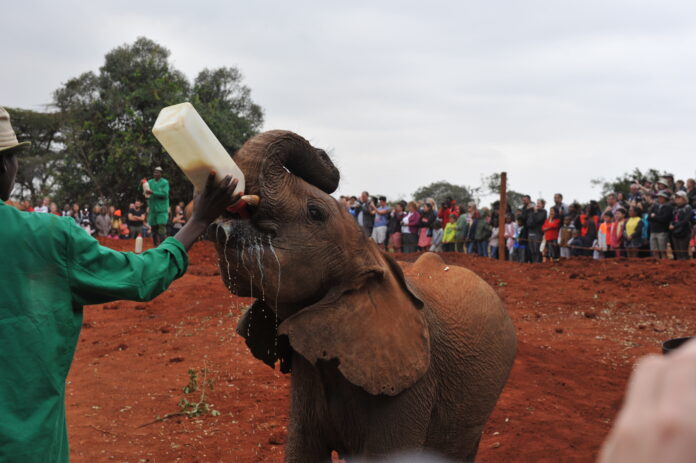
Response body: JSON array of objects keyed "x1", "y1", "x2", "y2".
[{"x1": 139, "y1": 366, "x2": 220, "y2": 427}]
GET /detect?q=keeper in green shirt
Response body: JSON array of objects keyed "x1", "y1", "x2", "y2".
[
  {"x1": 143, "y1": 166, "x2": 169, "y2": 247},
  {"x1": 0, "y1": 107, "x2": 241, "y2": 463}
]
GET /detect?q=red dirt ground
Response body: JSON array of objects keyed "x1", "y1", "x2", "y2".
[{"x1": 67, "y1": 239, "x2": 695, "y2": 462}]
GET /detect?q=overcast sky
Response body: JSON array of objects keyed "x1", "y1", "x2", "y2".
[{"x1": 2, "y1": 1, "x2": 695, "y2": 204}]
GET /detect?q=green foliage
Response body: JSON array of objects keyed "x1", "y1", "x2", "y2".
[
  {"x1": 591, "y1": 168, "x2": 673, "y2": 198},
  {"x1": 47, "y1": 37, "x2": 263, "y2": 206},
  {"x1": 412, "y1": 180, "x2": 473, "y2": 207},
  {"x1": 6, "y1": 108, "x2": 63, "y2": 204},
  {"x1": 480, "y1": 173, "x2": 525, "y2": 211}
]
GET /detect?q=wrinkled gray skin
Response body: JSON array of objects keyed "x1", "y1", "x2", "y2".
[{"x1": 210, "y1": 131, "x2": 516, "y2": 462}]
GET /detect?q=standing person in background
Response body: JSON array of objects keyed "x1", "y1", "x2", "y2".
[
  {"x1": 542, "y1": 206, "x2": 561, "y2": 261},
  {"x1": 370, "y1": 196, "x2": 391, "y2": 250},
  {"x1": 553, "y1": 193, "x2": 568, "y2": 220},
  {"x1": 143, "y1": 166, "x2": 170, "y2": 247},
  {"x1": 61, "y1": 204, "x2": 70, "y2": 217},
  {"x1": 95, "y1": 206, "x2": 111, "y2": 237},
  {"x1": 504, "y1": 214, "x2": 515, "y2": 260},
  {"x1": 513, "y1": 216, "x2": 527, "y2": 262},
  {"x1": 49, "y1": 202, "x2": 61, "y2": 216},
  {"x1": 400, "y1": 201, "x2": 420, "y2": 253},
  {"x1": 527, "y1": 199, "x2": 547, "y2": 263},
  {"x1": 596, "y1": 211, "x2": 613, "y2": 259},
  {"x1": 437, "y1": 197, "x2": 456, "y2": 224},
  {"x1": 624, "y1": 205, "x2": 644, "y2": 258},
  {"x1": 488, "y1": 217, "x2": 499, "y2": 258},
  {"x1": 442, "y1": 214, "x2": 458, "y2": 252},
  {"x1": 357, "y1": 191, "x2": 375, "y2": 237},
  {"x1": 455, "y1": 205, "x2": 469, "y2": 253},
  {"x1": 474, "y1": 210, "x2": 492, "y2": 257},
  {"x1": 558, "y1": 215, "x2": 574, "y2": 259},
  {"x1": 171, "y1": 201, "x2": 186, "y2": 236},
  {"x1": 127, "y1": 200, "x2": 146, "y2": 239},
  {"x1": 69, "y1": 203, "x2": 80, "y2": 223},
  {"x1": 648, "y1": 191, "x2": 673, "y2": 259},
  {"x1": 670, "y1": 191, "x2": 692, "y2": 260},
  {"x1": 387, "y1": 201, "x2": 405, "y2": 253},
  {"x1": 611, "y1": 208, "x2": 627, "y2": 257},
  {"x1": 429, "y1": 219, "x2": 444, "y2": 252},
  {"x1": 34, "y1": 197, "x2": 49, "y2": 213},
  {"x1": 581, "y1": 201, "x2": 600, "y2": 257},
  {"x1": 108, "y1": 207, "x2": 121, "y2": 239},
  {"x1": 417, "y1": 202, "x2": 437, "y2": 251},
  {"x1": 519, "y1": 195, "x2": 534, "y2": 261}
]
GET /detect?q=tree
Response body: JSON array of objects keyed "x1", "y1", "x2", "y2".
[
  {"x1": 412, "y1": 181, "x2": 474, "y2": 207},
  {"x1": 6, "y1": 108, "x2": 63, "y2": 204},
  {"x1": 52, "y1": 37, "x2": 263, "y2": 207}
]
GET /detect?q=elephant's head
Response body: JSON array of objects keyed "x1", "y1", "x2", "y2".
[{"x1": 210, "y1": 130, "x2": 430, "y2": 395}]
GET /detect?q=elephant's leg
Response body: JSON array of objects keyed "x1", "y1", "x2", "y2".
[
  {"x1": 424, "y1": 421, "x2": 485, "y2": 462},
  {"x1": 284, "y1": 354, "x2": 334, "y2": 463},
  {"x1": 358, "y1": 385, "x2": 434, "y2": 458}
]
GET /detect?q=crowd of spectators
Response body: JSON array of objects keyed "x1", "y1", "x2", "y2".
[
  {"x1": 13, "y1": 196, "x2": 187, "y2": 240},
  {"x1": 340, "y1": 176, "x2": 696, "y2": 262},
  {"x1": 11, "y1": 176, "x2": 695, "y2": 261}
]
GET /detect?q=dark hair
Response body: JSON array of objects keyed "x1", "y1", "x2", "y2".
[
  {"x1": 616, "y1": 207, "x2": 627, "y2": 216},
  {"x1": 603, "y1": 211, "x2": 614, "y2": 218},
  {"x1": 379, "y1": 195, "x2": 386, "y2": 202}
]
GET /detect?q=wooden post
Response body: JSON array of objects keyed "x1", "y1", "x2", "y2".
[{"x1": 498, "y1": 172, "x2": 507, "y2": 261}]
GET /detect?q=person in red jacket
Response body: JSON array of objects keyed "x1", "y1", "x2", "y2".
[{"x1": 542, "y1": 206, "x2": 561, "y2": 261}]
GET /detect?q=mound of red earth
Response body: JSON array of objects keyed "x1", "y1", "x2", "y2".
[{"x1": 66, "y1": 239, "x2": 695, "y2": 462}]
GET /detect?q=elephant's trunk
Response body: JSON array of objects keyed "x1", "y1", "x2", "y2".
[{"x1": 239, "y1": 130, "x2": 340, "y2": 195}]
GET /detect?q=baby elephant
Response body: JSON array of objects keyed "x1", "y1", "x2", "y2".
[{"x1": 210, "y1": 130, "x2": 516, "y2": 462}]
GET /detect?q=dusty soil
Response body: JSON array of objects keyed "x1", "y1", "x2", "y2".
[{"x1": 67, "y1": 239, "x2": 695, "y2": 462}]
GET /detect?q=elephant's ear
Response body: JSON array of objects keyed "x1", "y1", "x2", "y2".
[
  {"x1": 278, "y1": 264, "x2": 430, "y2": 396},
  {"x1": 237, "y1": 300, "x2": 293, "y2": 373}
]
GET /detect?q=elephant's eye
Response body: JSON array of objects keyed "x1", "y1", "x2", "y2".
[{"x1": 308, "y1": 204, "x2": 325, "y2": 221}]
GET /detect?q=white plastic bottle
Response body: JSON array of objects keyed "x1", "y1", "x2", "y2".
[
  {"x1": 151, "y1": 102, "x2": 245, "y2": 195},
  {"x1": 134, "y1": 235, "x2": 143, "y2": 254}
]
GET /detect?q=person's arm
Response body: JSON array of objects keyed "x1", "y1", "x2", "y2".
[
  {"x1": 68, "y1": 173, "x2": 240, "y2": 305},
  {"x1": 174, "y1": 174, "x2": 240, "y2": 250}
]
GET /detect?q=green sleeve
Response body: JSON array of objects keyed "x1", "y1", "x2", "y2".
[{"x1": 67, "y1": 221, "x2": 188, "y2": 306}]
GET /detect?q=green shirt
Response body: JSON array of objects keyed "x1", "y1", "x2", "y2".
[
  {"x1": 443, "y1": 222, "x2": 457, "y2": 243},
  {"x1": 145, "y1": 178, "x2": 169, "y2": 226},
  {"x1": 0, "y1": 200, "x2": 188, "y2": 462}
]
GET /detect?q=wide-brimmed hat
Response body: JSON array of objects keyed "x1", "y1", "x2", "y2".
[
  {"x1": 656, "y1": 190, "x2": 671, "y2": 199},
  {"x1": 154, "y1": 166, "x2": 164, "y2": 173},
  {"x1": 0, "y1": 107, "x2": 30, "y2": 155},
  {"x1": 657, "y1": 177, "x2": 670, "y2": 186}
]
